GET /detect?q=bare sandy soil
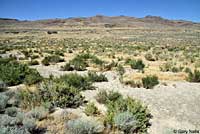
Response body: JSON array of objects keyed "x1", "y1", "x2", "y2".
[{"x1": 92, "y1": 71, "x2": 200, "y2": 134}]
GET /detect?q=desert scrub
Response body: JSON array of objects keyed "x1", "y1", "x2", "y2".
[
  {"x1": 5, "y1": 107, "x2": 18, "y2": 117},
  {"x1": 65, "y1": 117, "x2": 104, "y2": 134},
  {"x1": 19, "y1": 73, "x2": 96, "y2": 109},
  {"x1": 0, "y1": 80, "x2": 7, "y2": 92},
  {"x1": 0, "y1": 94, "x2": 9, "y2": 111},
  {"x1": 42, "y1": 55, "x2": 64, "y2": 65},
  {"x1": 28, "y1": 60, "x2": 39, "y2": 65},
  {"x1": 113, "y1": 111, "x2": 138, "y2": 133},
  {"x1": 87, "y1": 71, "x2": 108, "y2": 82},
  {"x1": 0, "y1": 113, "x2": 37, "y2": 134},
  {"x1": 41, "y1": 58, "x2": 50, "y2": 66},
  {"x1": 96, "y1": 90, "x2": 122, "y2": 104},
  {"x1": 116, "y1": 64, "x2": 125, "y2": 76},
  {"x1": 142, "y1": 75, "x2": 159, "y2": 89},
  {"x1": 127, "y1": 59, "x2": 145, "y2": 71},
  {"x1": 24, "y1": 69, "x2": 43, "y2": 85},
  {"x1": 160, "y1": 62, "x2": 183, "y2": 73},
  {"x1": 20, "y1": 79, "x2": 85, "y2": 109},
  {"x1": 26, "y1": 106, "x2": 48, "y2": 120},
  {"x1": 60, "y1": 63, "x2": 74, "y2": 71},
  {"x1": 57, "y1": 73, "x2": 95, "y2": 91},
  {"x1": 187, "y1": 69, "x2": 200, "y2": 82},
  {"x1": 0, "y1": 60, "x2": 42, "y2": 86},
  {"x1": 84, "y1": 102, "x2": 99, "y2": 116},
  {"x1": 67, "y1": 53, "x2": 104, "y2": 71},
  {"x1": 105, "y1": 97, "x2": 151, "y2": 133}
]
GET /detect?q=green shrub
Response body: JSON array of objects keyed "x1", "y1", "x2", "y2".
[
  {"x1": 19, "y1": 89, "x2": 42, "y2": 110},
  {"x1": 106, "y1": 91, "x2": 122, "y2": 103},
  {"x1": 117, "y1": 64, "x2": 125, "y2": 76},
  {"x1": 68, "y1": 53, "x2": 103, "y2": 71},
  {"x1": 0, "y1": 61, "x2": 42, "y2": 86},
  {"x1": 0, "y1": 80, "x2": 7, "y2": 92},
  {"x1": 142, "y1": 75, "x2": 159, "y2": 89},
  {"x1": 42, "y1": 55, "x2": 64, "y2": 65},
  {"x1": 171, "y1": 67, "x2": 179, "y2": 73},
  {"x1": 27, "y1": 106, "x2": 48, "y2": 120},
  {"x1": 105, "y1": 97, "x2": 151, "y2": 133},
  {"x1": 113, "y1": 111, "x2": 138, "y2": 133},
  {"x1": 22, "y1": 117, "x2": 36, "y2": 131},
  {"x1": 84, "y1": 102, "x2": 99, "y2": 116},
  {"x1": 28, "y1": 60, "x2": 39, "y2": 65},
  {"x1": 70, "y1": 58, "x2": 87, "y2": 71},
  {"x1": 66, "y1": 117, "x2": 104, "y2": 134},
  {"x1": 187, "y1": 69, "x2": 200, "y2": 82},
  {"x1": 41, "y1": 58, "x2": 50, "y2": 66},
  {"x1": 0, "y1": 94, "x2": 9, "y2": 111},
  {"x1": 130, "y1": 59, "x2": 145, "y2": 71},
  {"x1": 160, "y1": 62, "x2": 172, "y2": 72},
  {"x1": 24, "y1": 69, "x2": 43, "y2": 85},
  {"x1": 58, "y1": 73, "x2": 94, "y2": 91},
  {"x1": 96, "y1": 90, "x2": 122, "y2": 104},
  {"x1": 30, "y1": 55, "x2": 39, "y2": 60},
  {"x1": 38, "y1": 80, "x2": 85, "y2": 108},
  {"x1": 0, "y1": 126, "x2": 30, "y2": 134},
  {"x1": 60, "y1": 63, "x2": 74, "y2": 71},
  {"x1": 5, "y1": 107, "x2": 18, "y2": 117},
  {"x1": 87, "y1": 71, "x2": 108, "y2": 82},
  {"x1": 55, "y1": 51, "x2": 64, "y2": 56},
  {"x1": 20, "y1": 73, "x2": 96, "y2": 109},
  {"x1": 96, "y1": 90, "x2": 108, "y2": 104},
  {"x1": 184, "y1": 67, "x2": 192, "y2": 73}
]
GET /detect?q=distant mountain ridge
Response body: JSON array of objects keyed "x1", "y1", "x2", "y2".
[{"x1": 0, "y1": 15, "x2": 199, "y2": 29}]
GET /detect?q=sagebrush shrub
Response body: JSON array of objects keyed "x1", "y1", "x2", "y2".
[
  {"x1": 84, "y1": 102, "x2": 99, "y2": 116},
  {"x1": 0, "y1": 94, "x2": 9, "y2": 111},
  {"x1": 60, "y1": 63, "x2": 74, "y2": 71},
  {"x1": 96, "y1": 90, "x2": 122, "y2": 104},
  {"x1": 58, "y1": 73, "x2": 94, "y2": 91},
  {"x1": 187, "y1": 69, "x2": 200, "y2": 82},
  {"x1": 43, "y1": 55, "x2": 64, "y2": 64},
  {"x1": 66, "y1": 117, "x2": 104, "y2": 134},
  {"x1": 105, "y1": 97, "x2": 151, "y2": 133},
  {"x1": 26, "y1": 106, "x2": 48, "y2": 120},
  {"x1": 41, "y1": 58, "x2": 50, "y2": 66},
  {"x1": 0, "y1": 114, "x2": 19, "y2": 126},
  {"x1": 24, "y1": 69, "x2": 42, "y2": 85},
  {"x1": 5, "y1": 107, "x2": 18, "y2": 117},
  {"x1": 117, "y1": 64, "x2": 125, "y2": 76},
  {"x1": 142, "y1": 75, "x2": 159, "y2": 89},
  {"x1": 0, "y1": 60, "x2": 42, "y2": 86},
  {"x1": 87, "y1": 71, "x2": 108, "y2": 82},
  {"x1": 28, "y1": 60, "x2": 39, "y2": 65},
  {"x1": 0, "y1": 80, "x2": 7, "y2": 92},
  {"x1": 67, "y1": 53, "x2": 103, "y2": 71},
  {"x1": 129, "y1": 59, "x2": 145, "y2": 71},
  {"x1": 96, "y1": 90, "x2": 108, "y2": 104},
  {"x1": 114, "y1": 111, "x2": 138, "y2": 133},
  {"x1": 22, "y1": 118, "x2": 36, "y2": 131}
]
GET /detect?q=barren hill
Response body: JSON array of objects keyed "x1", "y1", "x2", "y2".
[{"x1": 0, "y1": 15, "x2": 199, "y2": 30}]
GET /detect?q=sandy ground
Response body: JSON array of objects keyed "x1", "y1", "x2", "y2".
[{"x1": 91, "y1": 71, "x2": 200, "y2": 134}]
